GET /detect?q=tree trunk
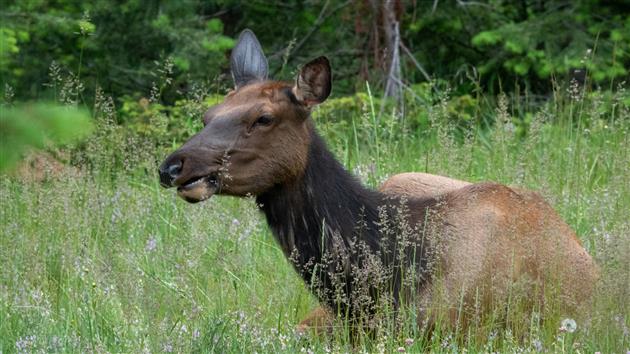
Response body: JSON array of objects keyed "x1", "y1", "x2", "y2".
[{"x1": 382, "y1": 0, "x2": 404, "y2": 115}]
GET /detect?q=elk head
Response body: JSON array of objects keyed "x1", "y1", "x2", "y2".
[{"x1": 159, "y1": 29, "x2": 332, "y2": 203}]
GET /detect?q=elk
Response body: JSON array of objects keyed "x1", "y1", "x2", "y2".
[{"x1": 159, "y1": 30, "x2": 598, "y2": 335}]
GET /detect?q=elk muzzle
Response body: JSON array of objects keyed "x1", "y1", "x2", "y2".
[{"x1": 158, "y1": 150, "x2": 221, "y2": 203}]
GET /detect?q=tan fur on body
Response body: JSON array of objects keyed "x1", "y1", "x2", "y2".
[
  {"x1": 380, "y1": 172, "x2": 471, "y2": 196},
  {"x1": 298, "y1": 174, "x2": 598, "y2": 334},
  {"x1": 423, "y1": 183, "x2": 597, "y2": 326}
]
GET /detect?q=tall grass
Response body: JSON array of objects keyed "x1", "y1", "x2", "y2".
[{"x1": 1, "y1": 82, "x2": 629, "y2": 353}]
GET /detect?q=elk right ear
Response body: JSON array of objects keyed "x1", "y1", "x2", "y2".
[
  {"x1": 230, "y1": 29, "x2": 268, "y2": 89},
  {"x1": 293, "y1": 56, "x2": 332, "y2": 107}
]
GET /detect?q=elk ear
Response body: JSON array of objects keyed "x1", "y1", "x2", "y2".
[
  {"x1": 293, "y1": 56, "x2": 332, "y2": 107},
  {"x1": 230, "y1": 29, "x2": 268, "y2": 88}
]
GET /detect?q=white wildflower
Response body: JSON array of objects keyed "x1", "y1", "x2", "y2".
[{"x1": 559, "y1": 318, "x2": 577, "y2": 333}]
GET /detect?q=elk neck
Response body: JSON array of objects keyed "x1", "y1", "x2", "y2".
[
  {"x1": 257, "y1": 129, "x2": 384, "y2": 261},
  {"x1": 256, "y1": 129, "x2": 433, "y2": 308}
]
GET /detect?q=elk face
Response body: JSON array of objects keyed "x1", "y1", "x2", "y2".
[{"x1": 159, "y1": 30, "x2": 331, "y2": 203}]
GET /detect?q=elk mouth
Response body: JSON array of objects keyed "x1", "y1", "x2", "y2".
[{"x1": 176, "y1": 173, "x2": 219, "y2": 203}]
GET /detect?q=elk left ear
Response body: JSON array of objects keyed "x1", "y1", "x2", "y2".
[
  {"x1": 293, "y1": 56, "x2": 332, "y2": 107},
  {"x1": 230, "y1": 29, "x2": 268, "y2": 88}
]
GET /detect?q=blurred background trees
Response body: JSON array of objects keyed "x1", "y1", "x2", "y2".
[
  {"x1": 1, "y1": 0, "x2": 628, "y2": 171},
  {"x1": 2, "y1": 0, "x2": 628, "y2": 104}
]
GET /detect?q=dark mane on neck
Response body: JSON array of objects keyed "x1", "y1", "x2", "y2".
[{"x1": 257, "y1": 129, "x2": 434, "y2": 313}]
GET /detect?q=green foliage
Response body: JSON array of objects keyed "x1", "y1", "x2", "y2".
[
  {"x1": 118, "y1": 95, "x2": 223, "y2": 147},
  {"x1": 2, "y1": 1, "x2": 628, "y2": 102},
  {"x1": 0, "y1": 28, "x2": 20, "y2": 68},
  {"x1": 1, "y1": 1, "x2": 236, "y2": 103},
  {"x1": 469, "y1": 8, "x2": 630, "y2": 83},
  {"x1": 404, "y1": 1, "x2": 630, "y2": 92},
  {"x1": 0, "y1": 103, "x2": 92, "y2": 171}
]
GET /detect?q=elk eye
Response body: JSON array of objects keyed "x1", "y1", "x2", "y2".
[{"x1": 254, "y1": 115, "x2": 273, "y2": 126}]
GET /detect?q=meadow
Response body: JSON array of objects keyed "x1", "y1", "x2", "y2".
[{"x1": 1, "y1": 81, "x2": 629, "y2": 354}]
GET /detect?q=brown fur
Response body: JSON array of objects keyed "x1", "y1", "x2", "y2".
[
  {"x1": 299, "y1": 175, "x2": 598, "y2": 333},
  {"x1": 423, "y1": 183, "x2": 598, "y2": 326},
  {"x1": 159, "y1": 31, "x2": 599, "y2": 336}
]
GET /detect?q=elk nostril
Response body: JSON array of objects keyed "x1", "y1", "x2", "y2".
[
  {"x1": 159, "y1": 158, "x2": 183, "y2": 188},
  {"x1": 168, "y1": 163, "x2": 182, "y2": 179}
]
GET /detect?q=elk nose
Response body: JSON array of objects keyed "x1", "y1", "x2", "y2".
[{"x1": 159, "y1": 158, "x2": 183, "y2": 188}]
